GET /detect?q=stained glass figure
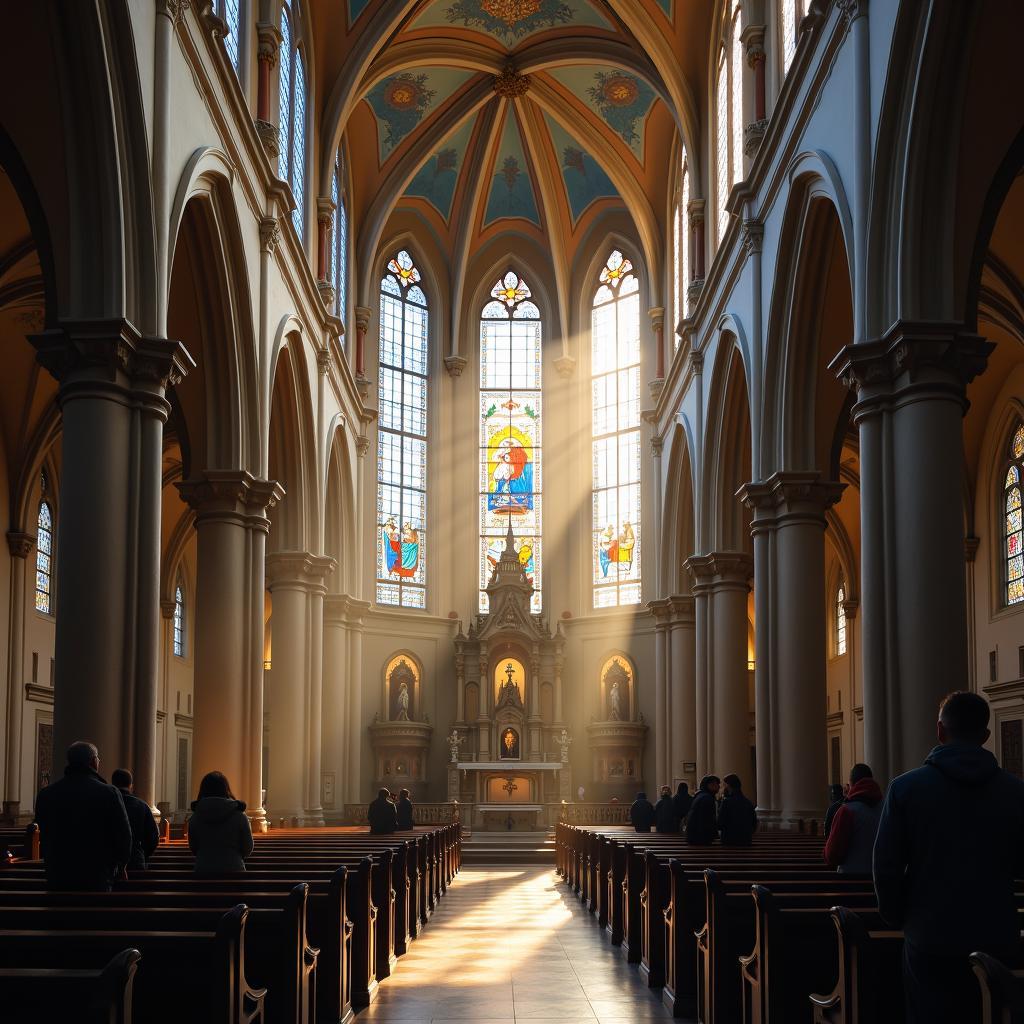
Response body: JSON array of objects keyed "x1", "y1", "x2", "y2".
[
  {"x1": 592, "y1": 250, "x2": 641, "y2": 607},
  {"x1": 480, "y1": 271, "x2": 542, "y2": 613},
  {"x1": 377, "y1": 251, "x2": 428, "y2": 608},
  {"x1": 1006, "y1": 426, "x2": 1024, "y2": 605},
  {"x1": 836, "y1": 585, "x2": 847, "y2": 656},
  {"x1": 35, "y1": 496, "x2": 53, "y2": 615},
  {"x1": 173, "y1": 584, "x2": 184, "y2": 657}
]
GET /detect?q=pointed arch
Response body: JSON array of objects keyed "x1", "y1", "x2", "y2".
[{"x1": 662, "y1": 422, "x2": 696, "y2": 595}]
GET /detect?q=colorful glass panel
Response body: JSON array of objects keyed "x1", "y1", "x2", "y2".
[
  {"x1": 1006, "y1": 427, "x2": 1024, "y2": 606},
  {"x1": 836, "y1": 585, "x2": 847, "y2": 656},
  {"x1": 592, "y1": 251, "x2": 642, "y2": 607},
  {"x1": 377, "y1": 252, "x2": 428, "y2": 608},
  {"x1": 173, "y1": 584, "x2": 184, "y2": 657},
  {"x1": 35, "y1": 498, "x2": 53, "y2": 614},
  {"x1": 479, "y1": 272, "x2": 542, "y2": 613}
]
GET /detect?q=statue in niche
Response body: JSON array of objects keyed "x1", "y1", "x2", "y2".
[
  {"x1": 604, "y1": 659, "x2": 629, "y2": 721},
  {"x1": 389, "y1": 660, "x2": 415, "y2": 721},
  {"x1": 446, "y1": 728, "x2": 464, "y2": 763},
  {"x1": 558, "y1": 728, "x2": 573, "y2": 763},
  {"x1": 500, "y1": 727, "x2": 521, "y2": 759},
  {"x1": 396, "y1": 680, "x2": 410, "y2": 720}
]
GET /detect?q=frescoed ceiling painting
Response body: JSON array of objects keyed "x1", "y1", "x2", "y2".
[
  {"x1": 543, "y1": 114, "x2": 618, "y2": 226},
  {"x1": 409, "y1": 0, "x2": 611, "y2": 47},
  {"x1": 483, "y1": 107, "x2": 540, "y2": 226},
  {"x1": 404, "y1": 119, "x2": 477, "y2": 222}
]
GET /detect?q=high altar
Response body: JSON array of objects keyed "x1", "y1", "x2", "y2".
[{"x1": 447, "y1": 526, "x2": 572, "y2": 831}]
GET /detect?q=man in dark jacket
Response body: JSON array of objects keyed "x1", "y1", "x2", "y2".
[
  {"x1": 654, "y1": 785, "x2": 681, "y2": 833},
  {"x1": 368, "y1": 788, "x2": 398, "y2": 834},
  {"x1": 718, "y1": 774, "x2": 757, "y2": 846},
  {"x1": 685, "y1": 775, "x2": 720, "y2": 845},
  {"x1": 672, "y1": 782, "x2": 693, "y2": 821},
  {"x1": 823, "y1": 783, "x2": 845, "y2": 839},
  {"x1": 629, "y1": 791, "x2": 656, "y2": 832},
  {"x1": 111, "y1": 768, "x2": 160, "y2": 870},
  {"x1": 34, "y1": 741, "x2": 132, "y2": 891},
  {"x1": 874, "y1": 691, "x2": 1024, "y2": 1024},
  {"x1": 396, "y1": 788, "x2": 415, "y2": 830},
  {"x1": 824, "y1": 765, "x2": 881, "y2": 874}
]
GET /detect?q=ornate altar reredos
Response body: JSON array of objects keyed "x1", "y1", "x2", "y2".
[
  {"x1": 586, "y1": 653, "x2": 648, "y2": 800},
  {"x1": 449, "y1": 525, "x2": 571, "y2": 830},
  {"x1": 369, "y1": 652, "x2": 433, "y2": 789}
]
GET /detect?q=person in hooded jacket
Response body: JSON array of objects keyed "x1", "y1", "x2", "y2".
[
  {"x1": 654, "y1": 785, "x2": 681, "y2": 833},
  {"x1": 111, "y1": 768, "x2": 159, "y2": 870},
  {"x1": 34, "y1": 741, "x2": 132, "y2": 891},
  {"x1": 874, "y1": 691, "x2": 1024, "y2": 1024},
  {"x1": 629, "y1": 791, "x2": 656, "y2": 832},
  {"x1": 685, "y1": 775, "x2": 720, "y2": 845},
  {"x1": 823, "y1": 783, "x2": 845, "y2": 840},
  {"x1": 368, "y1": 788, "x2": 399, "y2": 834},
  {"x1": 718, "y1": 774, "x2": 758, "y2": 846},
  {"x1": 672, "y1": 782, "x2": 693, "y2": 822},
  {"x1": 188, "y1": 771, "x2": 253, "y2": 875},
  {"x1": 396, "y1": 788, "x2": 415, "y2": 830},
  {"x1": 823, "y1": 765, "x2": 881, "y2": 873}
]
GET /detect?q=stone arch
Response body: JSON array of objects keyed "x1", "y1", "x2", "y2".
[
  {"x1": 381, "y1": 650, "x2": 424, "y2": 722},
  {"x1": 324, "y1": 419, "x2": 357, "y2": 595},
  {"x1": 661, "y1": 422, "x2": 696, "y2": 595}
]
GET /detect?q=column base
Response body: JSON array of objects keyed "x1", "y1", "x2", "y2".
[
  {"x1": 0, "y1": 800, "x2": 20, "y2": 825},
  {"x1": 247, "y1": 807, "x2": 269, "y2": 833}
]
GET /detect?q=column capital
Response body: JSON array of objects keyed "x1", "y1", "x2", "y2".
[
  {"x1": 265, "y1": 550, "x2": 336, "y2": 592},
  {"x1": 316, "y1": 197, "x2": 336, "y2": 225},
  {"x1": 260, "y1": 217, "x2": 282, "y2": 254},
  {"x1": 160, "y1": 597, "x2": 177, "y2": 619},
  {"x1": 256, "y1": 20, "x2": 282, "y2": 63},
  {"x1": 156, "y1": 0, "x2": 190, "y2": 23},
  {"x1": 647, "y1": 597, "x2": 672, "y2": 627},
  {"x1": 444, "y1": 354, "x2": 468, "y2": 377},
  {"x1": 667, "y1": 594, "x2": 696, "y2": 624},
  {"x1": 842, "y1": 597, "x2": 859, "y2": 620},
  {"x1": 737, "y1": 471, "x2": 845, "y2": 528},
  {"x1": 830, "y1": 321, "x2": 993, "y2": 415},
  {"x1": 689, "y1": 349, "x2": 705, "y2": 374},
  {"x1": 177, "y1": 470, "x2": 285, "y2": 528},
  {"x1": 317, "y1": 347, "x2": 332, "y2": 375},
  {"x1": 354, "y1": 306, "x2": 373, "y2": 333},
  {"x1": 685, "y1": 551, "x2": 753, "y2": 591},
  {"x1": 648, "y1": 306, "x2": 665, "y2": 332},
  {"x1": 741, "y1": 23, "x2": 766, "y2": 64},
  {"x1": 6, "y1": 532, "x2": 34, "y2": 559},
  {"x1": 686, "y1": 197, "x2": 706, "y2": 225},
  {"x1": 324, "y1": 593, "x2": 371, "y2": 626},
  {"x1": 741, "y1": 219, "x2": 764, "y2": 256}
]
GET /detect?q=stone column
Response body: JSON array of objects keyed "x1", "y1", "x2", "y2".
[
  {"x1": 742, "y1": 26, "x2": 767, "y2": 155},
  {"x1": 354, "y1": 306, "x2": 371, "y2": 383},
  {"x1": 650, "y1": 307, "x2": 666, "y2": 383},
  {"x1": 3, "y1": 532, "x2": 32, "y2": 820},
  {"x1": 316, "y1": 199, "x2": 336, "y2": 309},
  {"x1": 740, "y1": 473, "x2": 844, "y2": 824},
  {"x1": 831, "y1": 324, "x2": 992, "y2": 780},
  {"x1": 346, "y1": 600, "x2": 369, "y2": 803},
  {"x1": 177, "y1": 472, "x2": 283, "y2": 829},
  {"x1": 668, "y1": 595, "x2": 696, "y2": 785},
  {"x1": 686, "y1": 553, "x2": 753, "y2": 782},
  {"x1": 264, "y1": 551, "x2": 335, "y2": 824},
  {"x1": 32, "y1": 322, "x2": 191, "y2": 807},
  {"x1": 687, "y1": 200, "x2": 706, "y2": 308},
  {"x1": 322, "y1": 595, "x2": 349, "y2": 818},
  {"x1": 254, "y1": 21, "x2": 281, "y2": 159},
  {"x1": 648, "y1": 599, "x2": 671, "y2": 787}
]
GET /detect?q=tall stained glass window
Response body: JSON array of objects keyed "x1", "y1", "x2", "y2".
[
  {"x1": 479, "y1": 272, "x2": 543, "y2": 613},
  {"x1": 1005, "y1": 424, "x2": 1024, "y2": 605},
  {"x1": 715, "y1": 47, "x2": 729, "y2": 242},
  {"x1": 716, "y1": 4, "x2": 745, "y2": 243},
  {"x1": 35, "y1": 474, "x2": 53, "y2": 614},
  {"x1": 730, "y1": 5, "x2": 744, "y2": 186},
  {"x1": 278, "y1": 2, "x2": 306, "y2": 240},
  {"x1": 377, "y1": 250, "x2": 428, "y2": 608},
  {"x1": 591, "y1": 251, "x2": 641, "y2": 608},
  {"x1": 672, "y1": 153, "x2": 690, "y2": 342},
  {"x1": 331, "y1": 154, "x2": 348, "y2": 326},
  {"x1": 173, "y1": 583, "x2": 185, "y2": 658},
  {"x1": 215, "y1": 0, "x2": 241, "y2": 72},
  {"x1": 836, "y1": 585, "x2": 847, "y2": 656}
]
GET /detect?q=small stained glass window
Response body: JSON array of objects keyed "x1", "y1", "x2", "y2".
[
  {"x1": 836, "y1": 586, "x2": 847, "y2": 656},
  {"x1": 1005, "y1": 425, "x2": 1024, "y2": 606},
  {"x1": 35, "y1": 496, "x2": 53, "y2": 615},
  {"x1": 173, "y1": 584, "x2": 185, "y2": 658}
]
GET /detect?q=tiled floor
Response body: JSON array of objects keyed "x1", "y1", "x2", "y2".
[{"x1": 354, "y1": 866, "x2": 671, "y2": 1022}]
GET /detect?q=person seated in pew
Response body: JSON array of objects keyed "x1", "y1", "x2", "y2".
[
  {"x1": 397, "y1": 788, "x2": 415, "y2": 831},
  {"x1": 685, "y1": 775, "x2": 720, "y2": 845},
  {"x1": 655, "y1": 785, "x2": 681, "y2": 833},
  {"x1": 823, "y1": 782, "x2": 845, "y2": 839},
  {"x1": 718, "y1": 773, "x2": 758, "y2": 846},
  {"x1": 823, "y1": 763, "x2": 882, "y2": 873},
  {"x1": 34, "y1": 740, "x2": 132, "y2": 892},
  {"x1": 111, "y1": 768, "x2": 160, "y2": 870},
  {"x1": 368, "y1": 788, "x2": 399, "y2": 834},
  {"x1": 874, "y1": 691, "x2": 1024, "y2": 1024},
  {"x1": 188, "y1": 771, "x2": 253, "y2": 875},
  {"x1": 672, "y1": 781, "x2": 693, "y2": 822},
  {"x1": 629, "y1": 791, "x2": 656, "y2": 832}
]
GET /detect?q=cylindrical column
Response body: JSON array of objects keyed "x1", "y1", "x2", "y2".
[
  {"x1": 347, "y1": 613, "x2": 364, "y2": 803},
  {"x1": 316, "y1": 199, "x2": 333, "y2": 284},
  {"x1": 690, "y1": 575, "x2": 711, "y2": 780},
  {"x1": 354, "y1": 306, "x2": 371, "y2": 380},
  {"x1": 711, "y1": 565, "x2": 752, "y2": 781},
  {"x1": 650, "y1": 600, "x2": 670, "y2": 787},
  {"x1": 322, "y1": 597, "x2": 349, "y2": 819},
  {"x1": 650, "y1": 307, "x2": 665, "y2": 382},
  {"x1": 3, "y1": 534, "x2": 32, "y2": 818},
  {"x1": 668, "y1": 597, "x2": 696, "y2": 786}
]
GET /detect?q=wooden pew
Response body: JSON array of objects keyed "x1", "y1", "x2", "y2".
[
  {"x1": 0, "y1": 822, "x2": 40, "y2": 861},
  {"x1": 970, "y1": 951, "x2": 1024, "y2": 1024}
]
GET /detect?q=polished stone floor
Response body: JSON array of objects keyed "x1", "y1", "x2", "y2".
[{"x1": 354, "y1": 866, "x2": 671, "y2": 1022}]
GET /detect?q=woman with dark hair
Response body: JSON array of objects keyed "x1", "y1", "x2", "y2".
[{"x1": 188, "y1": 771, "x2": 253, "y2": 874}]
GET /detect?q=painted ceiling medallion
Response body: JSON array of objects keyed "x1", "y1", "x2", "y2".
[
  {"x1": 385, "y1": 78, "x2": 426, "y2": 110},
  {"x1": 596, "y1": 73, "x2": 639, "y2": 107},
  {"x1": 493, "y1": 62, "x2": 530, "y2": 98},
  {"x1": 481, "y1": 0, "x2": 541, "y2": 26}
]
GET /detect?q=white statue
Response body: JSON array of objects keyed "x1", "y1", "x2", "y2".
[
  {"x1": 446, "y1": 728, "x2": 464, "y2": 763},
  {"x1": 608, "y1": 677, "x2": 622, "y2": 721},
  {"x1": 558, "y1": 728, "x2": 573, "y2": 763},
  {"x1": 396, "y1": 679, "x2": 410, "y2": 721}
]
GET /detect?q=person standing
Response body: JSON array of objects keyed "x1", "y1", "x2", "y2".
[
  {"x1": 629, "y1": 791, "x2": 656, "y2": 832},
  {"x1": 396, "y1": 788, "x2": 415, "y2": 830},
  {"x1": 718, "y1": 774, "x2": 757, "y2": 846},
  {"x1": 34, "y1": 741, "x2": 132, "y2": 891},
  {"x1": 188, "y1": 771, "x2": 253, "y2": 875},
  {"x1": 655, "y1": 785, "x2": 681, "y2": 833},
  {"x1": 368, "y1": 787, "x2": 399, "y2": 834},
  {"x1": 823, "y1": 765, "x2": 882, "y2": 873},
  {"x1": 823, "y1": 783, "x2": 845, "y2": 839},
  {"x1": 685, "y1": 775, "x2": 720, "y2": 845},
  {"x1": 874, "y1": 691, "x2": 1024, "y2": 1024},
  {"x1": 672, "y1": 782, "x2": 693, "y2": 822},
  {"x1": 111, "y1": 768, "x2": 159, "y2": 870}
]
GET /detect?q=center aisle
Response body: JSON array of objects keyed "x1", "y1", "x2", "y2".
[{"x1": 355, "y1": 866, "x2": 671, "y2": 1022}]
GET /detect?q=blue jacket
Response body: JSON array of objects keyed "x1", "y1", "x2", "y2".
[{"x1": 873, "y1": 743, "x2": 1024, "y2": 956}]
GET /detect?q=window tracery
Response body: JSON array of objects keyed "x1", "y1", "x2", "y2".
[
  {"x1": 1005, "y1": 424, "x2": 1024, "y2": 606},
  {"x1": 35, "y1": 472, "x2": 53, "y2": 615},
  {"x1": 173, "y1": 583, "x2": 185, "y2": 658},
  {"x1": 592, "y1": 250, "x2": 641, "y2": 608},
  {"x1": 278, "y1": 1, "x2": 307, "y2": 240},
  {"x1": 377, "y1": 249, "x2": 428, "y2": 608},
  {"x1": 836, "y1": 584, "x2": 847, "y2": 656},
  {"x1": 479, "y1": 271, "x2": 543, "y2": 614}
]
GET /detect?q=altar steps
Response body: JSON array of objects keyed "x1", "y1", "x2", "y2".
[{"x1": 460, "y1": 830, "x2": 556, "y2": 865}]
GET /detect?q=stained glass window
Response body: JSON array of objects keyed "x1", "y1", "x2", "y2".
[
  {"x1": 716, "y1": 48, "x2": 729, "y2": 242},
  {"x1": 216, "y1": 0, "x2": 241, "y2": 73},
  {"x1": 836, "y1": 585, "x2": 847, "y2": 656},
  {"x1": 592, "y1": 250, "x2": 642, "y2": 608},
  {"x1": 331, "y1": 154, "x2": 348, "y2": 327},
  {"x1": 479, "y1": 271, "x2": 543, "y2": 614},
  {"x1": 173, "y1": 584, "x2": 185, "y2": 658},
  {"x1": 278, "y1": 3, "x2": 306, "y2": 240},
  {"x1": 673, "y1": 154, "x2": 690, "y2": 343},
  {"x1": 35, "y1": 486, "x2": 53, "y2": 615},
  {"x1": 716, "y1": 6, "x2": 745, "y2": 243},
  {"x1": 1005, "y1": 425, "x2": 1024, "y2": 606},
  {"x1": 377, "y1": 250, "x2": 428, "y2": 608}
]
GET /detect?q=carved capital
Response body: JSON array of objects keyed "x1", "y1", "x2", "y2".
[
  {"x1": 177, "y1": 471, "x2": 285, "y2": 527},
  {"x1": 317, "y1": 347, "x2": 332, "y2": 375},
  {"x1": 686, "y1": 278, "x2": 704, "y2": 310},
  {"x1": 440, "y1": 354, "x2": 466, "y2": 378},
  {"x1": 317, "y1": 197, "x2": 336, "y2": 226},
  {"x1": 493, "y1": 62, "x2": 530, "y2": 98},
  {"x1": 255, "y1": 120, "x2": 280, "y2": 160},
  {"x1": 553, "y1": 354, "x2": 576, "y2": 378},
  {"x1": 156, "y1": 0, "x2": 190, "y2": 23},
  {"x1": 160, "y1": 597, "x2": 177, "y2": 619},
  {"x1": 689, "y1": 349, "x2": 705, "y2": 374},
  {"x1": 650, "y1": 434, "x2": 664, "y2": 458},
  {"x1": 685, "y1": 551, "x2": 754, "y2": 590},
  {"x1": 686, "y1": 197, "x2": 706, "y2": 228},
  {"x1": 737, "y1": 471, "x2": 845, "y2": 529},
  {"x1": 842, "y1": 598, "x2": 860, "y2": 620},
  {"x1": 741, "y1": 23, "x2": 766, "y2": 64},
  {"x1": 6, "y1": 532, "x2": 34, "y2": 559},
  {"x1": 265, "y1": 550, "x2": 336, "y2": 591},
  {"x1": 256, "y1": 21, "x2": 282, "y2": 64},
  {"x1": 743, "y1": 119, "x2": 768, "y2": 158},
  {"x1": 317, "y1": 280, "x2": 337, "y2": 308},
  {"x1": 259, "y1": 216, "x2": 281, "y2": 254},
  {"x1": 354, "y1": 305, "x2": 372, "y2": 334},
  {"x1": 741, "y1": 219, "x2": 764, "y2": 256},
  {"x1": 355, "y1": 434, "x2": 371, "y2": 458},
  {"x1": 648, "y1": 306, "x2": 665, "y2": 333}
]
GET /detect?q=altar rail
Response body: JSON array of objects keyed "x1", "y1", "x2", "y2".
[
  {"x1": 558, "y1": 802, "x2": 633, "y2": 825},
  {"x1": 341, "y1": 802, "x2": 459, "y2": 825}
]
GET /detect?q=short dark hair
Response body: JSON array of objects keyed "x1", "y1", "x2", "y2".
[
  {"x1": 677, "y1": 782, "x2": 690, "y2": 794},
  {"x1": 67, "y1": 741, "x2": 98, "y2": 768},
  {"x1": 849, "y1": 763, "x2": 873, "y2": 784},
  {"x1": 723, "y1": 773, "x2": 742, "y2": 789},
  {"x1": 399, "y1": 788, "x2": 410, "y2": 799},
  {"x1": 196, "y1": 771, "x2": 234, "y2": 801},
  {"x1": 699, "y1": 775, "x2": 720, "y2": 791},
  {"x1": 636, "y1": 791, "x2": 647, "y2": 800},
  {"x1": 829, "y1": 783, "x2": 844, "y2": 802},
  {"x1": 377, "y1": 788, "x2": 391, "y2": 800},
  {"x1": 111, "y1": 768, "x2": 133, "y2": 789},
  {"x1": 939, "y1": 691, "x2": 990, "y2": 743}
]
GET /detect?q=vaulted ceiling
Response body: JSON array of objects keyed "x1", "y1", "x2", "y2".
[{"x1": 309, "y1": 0, "x2": 712, "y2": 312}]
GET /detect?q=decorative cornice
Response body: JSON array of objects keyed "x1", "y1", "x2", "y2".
[
  {"x1": 259, "y1": 216, "x2": 281, "y2": 254},
  {"x1": 6, "y1": 532, "x2": 34, "y2": 559},
  {"x1": 493, "y1": 62, "x2": 530, "y2": 99},
  {"x1": 174, "y1": 712, "x2": 194, "y2": 728},
  {"x1": 444, "y1": 354, "x2": 467, "y2": 378},
  {"x1": 24, "y1": 683, "x2": 53, "y2": 705}
]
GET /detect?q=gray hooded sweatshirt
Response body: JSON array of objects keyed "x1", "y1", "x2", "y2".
[{"x1": 188, "y1": 797, "x2": 254, "y2": 874}]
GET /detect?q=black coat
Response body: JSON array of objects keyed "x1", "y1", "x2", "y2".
[
  {"x1": 368, "y1": 795, "x2": 398, "y2": 835},
  {"x1": 823, "y1": 798, "x2": 843, "y2": 840},
  {"x1": 672, "y1": 788, "x2": 693, "y2": 820},
  {"x1": 685, "y1": 790, "x2": 718, "y2": 845},
  {"x1": 629, "y1": 797, "x2": 656, "y2": 832},
  {"x1": 34, "y1": 766, "x2": 132, "y2": 891},
  {"x1": 874, "y1": 743, "x2": 1024, "y2": 958},
  {"x1": 396, "y1": 796, "x2": 414, "y2": 831},
  {"x1": 655, "y1": 795, "x2": 681, "y2": 833},
  {"x1": 718, "y1": 790, "x2": 758, "y2": 846},
  {"x1": 117, "y1": 788, "x2": 160, "y2": 869}
]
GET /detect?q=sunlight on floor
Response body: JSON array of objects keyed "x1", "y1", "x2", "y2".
[{"x1": 354, "y1": 866, "x2": 670, "y2": 1022}]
